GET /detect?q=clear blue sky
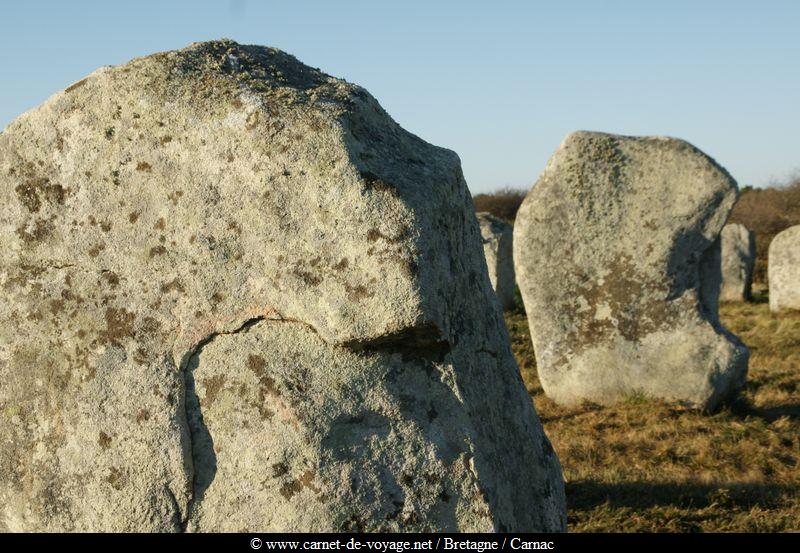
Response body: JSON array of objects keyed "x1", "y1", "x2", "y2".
[{"x1": 1, "y1": 1, "x2": 798, "y2": 192}]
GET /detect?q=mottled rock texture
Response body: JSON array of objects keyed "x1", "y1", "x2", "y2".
[
  {"x1": 0, "y1": 40, "x2": 565, "y2": 532},
  {"x1": 477, "y1": 213, "x2": 516, "y2": 311},
  {"x1": 720, "y1": 224, "x2": 755, "y2": 302},
  {"x1": 514, "y1": 131, "x2": 749, "y2": 411},
  {"x1": 769, "y1": 225, "x2": 800, "y2": 312}
]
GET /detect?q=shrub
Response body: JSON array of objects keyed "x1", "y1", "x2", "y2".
[
  {"x1": 472, "y1": 187, "x2": 527, "y2": 223},
  {"x1": 728, "y1": 175, "x2": 800, "y2": 283}
]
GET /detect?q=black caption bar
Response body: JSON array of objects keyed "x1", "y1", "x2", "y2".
[{"x1": 1, "y1": 532, "x2": 799, "y2": 550}]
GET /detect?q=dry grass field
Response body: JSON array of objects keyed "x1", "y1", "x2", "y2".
[{"x1": 506, "y1": 292, "x2": 800, "y2": 532}]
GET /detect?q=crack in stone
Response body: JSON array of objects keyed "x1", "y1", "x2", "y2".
[
  {"x1": 178, "y1": 315, "x2": 265, "y2": 532},
  {"x1": 178, "y1": 317, "x2": 266, "y2": 372},
  {"x1": 175, "y1": 315, "x2": 451, "y2": 531}
]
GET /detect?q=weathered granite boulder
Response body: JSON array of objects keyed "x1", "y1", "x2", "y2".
[
  {"x1": 477, "y1": 213, "x2": 516, "y2": 310},
  {"x1": 514, "y1": 131, "x2": 749, "y2": 411},
  {"x1": 769, "y1": 225, "x2": 800, "y2": 312},
  {"x1": 0, "y1": 41, "x2": 565, "y2": 532},
  {"x1": 720, "y1": 223, "x2": 755, "y2": 302}
]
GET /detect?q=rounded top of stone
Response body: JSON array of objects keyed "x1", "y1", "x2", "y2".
[
  {"x1": 0, "y1": 39, "x2": 380, "y2": 142},
  {"x1": 771, "y1": 224, "x2": 800, "y2": 249},
  {"x1": 168, "y1": 39, "x2": 336, "y2": 87},
  {"x1": 563, "y1": 130, "x2": 705, "y2": 148},
  {"x1": 0, "y1": 39, "x2": 473, "y2": 349},
  {"x1": 544, "y1": 130, "x2": 738, "y2": 194},
  {"x1": 476, "y1": 211, "x2": 509, "y2": 224},
  {"x1": 476, "y1": 212, "x2": 512, "y2": 233},
  {"x1": 62, "y1": 39, "x2": 362, "y2": 113},
  {"x1": 567, "y1": 129, "x2": 727, "y2": 156},
  {"x1": 724, "y1": 222, "x2": 749, "y2": 230},
  {"x1": 722, "y1": 223, "x2": 752, "y2": 238}
]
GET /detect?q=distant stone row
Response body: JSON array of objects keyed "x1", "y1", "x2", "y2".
[{"x1": 481, "y1": 185, "x2": 799, "y2": 313}]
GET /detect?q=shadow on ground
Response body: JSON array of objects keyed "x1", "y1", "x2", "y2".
[
  {"x1": 728, "y1": 397, "x2": 800, "y2": 422},
  {"x1": 567, "y1": 480, "x2": 800, "y2": 511}
]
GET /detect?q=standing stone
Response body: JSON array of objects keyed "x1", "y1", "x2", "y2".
[
  {"x1": 769, "y1": 225, "x2": 800, "y2": 312},
  {"x1": 0, "y1": 40, "x2": 564, "y2": 532},
  {"x1": 720, "y1": 223, "x2": 756, "y2": 302},
  {"x1": 477, "y1": 212, "x2": 516, "y2": 310},
  {"x1": 514, "y1": 131, "x2": 749, "y2": 411}
]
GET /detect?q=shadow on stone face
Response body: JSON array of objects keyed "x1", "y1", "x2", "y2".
[
  {"x1": 184, "y1": 352, "x2": 218, "y2": 527},
  {"x1": 317, "y1": 355, "x2": 468, "y2": 532},
  {"x1": 663, "y1": 227, "x2": 749, "y2": 411},
  {"x1": 661, "y1": 224, "x2": 718, "y2": 304}
]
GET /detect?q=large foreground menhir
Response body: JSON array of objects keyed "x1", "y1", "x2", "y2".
[{"x1": 0, "y1": 41, "x2": 565, "y2": 531}]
